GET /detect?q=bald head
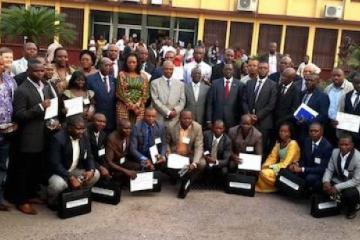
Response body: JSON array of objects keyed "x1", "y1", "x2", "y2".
[
  {"x1": 281, "y1": 67, "x2": 296, "y2": 85},
  {"x1": 164, "y1": 51, "x2": 176, "y2": 63},
  {"x1": 162, "y1": 60, "x2": 174, "y2": 79}
]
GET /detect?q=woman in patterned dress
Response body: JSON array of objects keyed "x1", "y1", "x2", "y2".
[{"x1": 116, "y1": 53, "x2": 149, "y2": 125}]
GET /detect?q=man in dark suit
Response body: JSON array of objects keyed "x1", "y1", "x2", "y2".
[
  {"x1": 296, "y1": 71, "x2": 330, "y2": 144},
  {"x1": 203, "y1": 120, "x2": 231, "y2": 185},
  {"x1": 87, "y1": 57, "x2": 116, "y2": 132},
  {"x1": 137, "y1": 46, "x2": 161, "y2": 81},
  {"x1": 47, "y1": 115, "x2": 100, "y2": 205},
  {"x1": 274, "y1": 68, "x2": 301, "y2": 128},
  {"x1": 185, "y1": 67, "x2": 210, "y2": 126},
  {"x1": 210, "y1": 48, "x2": 241, "y2": 81},
  {"x1": 343, "y1": 72, "x2": 360, "y2": 149},
  {"x1": 87, "y1": 113, "x2": 109, "y2": 179},
  {"x1": 206, "y1": 64, "x2": 244, "y2": 130},
  {"x1": 148, "y1": 43, "x2": 159, "y2": 66},
  {"x1": 289, "y1": 123, "x2": 332, "y2": 192},
  {"x1": 11, "y1": 58, "x2": 53, "y2": 214},
  {"x1": 268, "y1": 56, "x2": 302, "y2": 84},
  {"x1": 130, "y1": 108, "x2": 168, "y2": 171},
  {"x1": 242, "y1": 62, "x2": 278, "y2": 156},
  {"x1": 259, "y1": 42, "x2": 282, "y2": 75}
]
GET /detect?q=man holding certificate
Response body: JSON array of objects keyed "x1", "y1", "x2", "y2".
[
  {"x1": 130, "y1": 108, "x2": 167, "y2": 171},
  {"x1": 166, "y1": 110, "x2": 204, "y2": 197}
]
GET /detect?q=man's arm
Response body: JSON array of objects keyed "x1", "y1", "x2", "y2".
[
  {"x1": 49, "y1": 137, "x2": 70, "y2": 181},
  {"x1": 173, "y1": 82, "x2": 186, "y2": 113},
  {"x1": 13, "y1": 89, "x2": 44, "y2": 122},
  {"x1": 129, "y1": 126, "x2": 148, "y2": 164}
]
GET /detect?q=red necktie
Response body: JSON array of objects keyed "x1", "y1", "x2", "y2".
[{"x1": 224, "y1": 80, "x2": 230, "y2": 98}]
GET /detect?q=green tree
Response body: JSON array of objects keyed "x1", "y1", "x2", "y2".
[
  {"x1": 348, "y1": 46, "x2": 360, "y2": 71},
  {"x1": 0, "y1": 6, "x2": 76, "y2": 45}
]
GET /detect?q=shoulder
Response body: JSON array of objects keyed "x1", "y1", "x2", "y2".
[
  {"x1": 192, "y1": 121, "x2": 202, "y2": 131},
  {"x1": 52, "y1": 130, "x2": 67, "y2": 143},
  {"x1": 252, "y1": 127, "x2": 262, "y2": 138},
  {"x1": 331, "y1": 148, "x2": 340, "y2": 158},
  {"x1": 289, "y1": 140, "x2": 300, "y2": 149}
]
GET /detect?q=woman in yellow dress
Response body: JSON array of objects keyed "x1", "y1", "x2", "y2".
[
  {"x1": 256, "y1": 122, "x2": 300, "y2": 193},
  {"x1": 116, "y1": 53, "x2": 149, "y2": 125}
]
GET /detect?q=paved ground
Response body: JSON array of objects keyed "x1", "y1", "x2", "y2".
[{"x1": 1, "y1": 182, "x2": 360, "y2": 240}]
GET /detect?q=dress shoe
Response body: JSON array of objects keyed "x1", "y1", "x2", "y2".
[
  {"x1": 346, "y1": 210, "x2": 357, "y2": 220},
  {"x1": 17, "y1": 203, "x2": 38, "y2": 215},
  {"x1": 0, "y1": 203, "x2": 10, "y2": 211}
]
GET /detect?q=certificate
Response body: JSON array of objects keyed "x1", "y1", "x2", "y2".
[
  {"x1": 130, "y1": 172, "x2": 154, "y2": 192},
  {"x1": 237, "y1": 153, "x2": 261, "y2": 171},
  {"x1": 167, "y1": 154, "x2": 190, "y2": 169},
  {"x1": 44, "y1": 98, "x2": 58, "y2": 120},
  {"x1": 336, "y1": 112, "x2": 360, "y2": 133},
  {"x1": 64, "y1": 97, "x2": 83, "y2": 117},
  {"x1": 149, "y1": 145, "x2": 159, "y2": 164}
]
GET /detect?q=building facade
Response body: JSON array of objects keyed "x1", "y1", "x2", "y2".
[{"x1": 0, "y1": 0, "x2": 360, "y2": 73}]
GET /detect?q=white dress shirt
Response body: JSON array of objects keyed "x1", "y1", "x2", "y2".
[
  {"x1": 69, "y1": 137, "x2": 80, "y2": 172},
  {"x1": 99, "y1": 72, "x2": 110, "y2": 93},
  {"x1": 94, "y1": 131, "x2": 100, "y2": 145},
  {"x1": 281, "y1": 81, "x2": 293, "y2": 95},
  {"x1": 28, "y1": 78, "x2": 45, "y2": 111},
  {"x1": 351, "y1": 90, "x2": 360, "y2": 107},
  {"x1": 340, "y1": 152, "x2": 350, "y2": 172},
  {"x1": 268, "y1": 54, "x2": 277, "y2": 75},
  {"x1": 254, "y1": 77, "x2": 267, "y2": 101},
  {"x1": 192, "y1": 82, "x2": 201, "y2": 102},
  {"x1": 183, "y1": 61, "x2": 212, "y2": 84},
  {"x1": 12, "y1": 57, "x2": 28, "y2": 75}
]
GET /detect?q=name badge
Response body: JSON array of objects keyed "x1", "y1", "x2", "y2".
[
  {"x1": 314, "y1": 158, "x2": 321, "y2": 164},
  {"x1": 182, "y1": 137, "x2": 190, "y2": 144},
  {"x1": 98, "y1": 148, "x2": 105, "y2": 156},
  {"x1": 344, "y1": 170, "x2": 349, "y2": 177},
  {"x1": 120, "y1": 157, "x2": 125, "y2": 165},
  {"x1": 204, "y1": 151, "x2": 210, "y2": 156},
  {"x1": 84, "y1": 150, "x2": 87, "y2": 159},
  {"x1": 209, "y1": 163, "x2": 214, "y2": 167},
  {"x1": 83, "y1": 98, "x2": 90, "y2": 105},
  {"x1": 155, "y1": 138, "x2": 162, "y2": 144},
  {"x1": 246, "y1": 146, "x2": 254, "y2": 152}
]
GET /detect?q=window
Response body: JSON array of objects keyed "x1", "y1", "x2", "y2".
[
  {"x1": 118, "y1": 13, "x2": 142, "y2": 25},
  {"x1": 91, "y1": 10, "x2": 112, "y2": 42},
  {"x1": 284, "y1": 26, "x2": 309, "y2": 66},
  {"x1": 147, "y1": 15, "x2": 170, "y2": 28},
  {"x1": 257, "y1": 24, "x2": 282, "y2": 55},
  {"x1": 175, "y1": 18, "x2": 197, "y2": 47},
  {"x1": 229, "y1": 22, "x2": 253, "y2": 55},
  {"x1": 61, "y1": 8, "x2": 84, "y2": 49},
  {"x1": 312, "y1": 28, "x2": 338, "y2": 69},
  {"x1": 204, "y1": 20, "x2": 227, "y2": 50}
]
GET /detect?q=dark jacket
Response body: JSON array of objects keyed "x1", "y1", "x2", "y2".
[
  {"x1": 268, "y1": 71, "x2": 303, "y2": 84},
  {"x1": 87, "y1": 124, "x2": 107, "y2": 168},
  {"x1": 203, "y1": 130, "x2": 231, "y2": 168},
  {"x1": 275, "y1": 82, "x2": 301, "y2": 127},
  {"x1": 49, "y1": 129, "x2": 96, "y2": 181}
]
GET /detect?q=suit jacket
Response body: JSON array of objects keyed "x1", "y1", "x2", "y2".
[
  {"x1": 167, "y1": 121, "x2": 204, "y2": 164},
  {"x1": 300, "y1": 88, "x2": 330, "y2": 124},
  {"x1": 300, "y1": 137, "x2": 333, "y2": 176},
  {"x1": 228, "y1": 125, "x2": 263, "y2": 155},
  {"x1": 13, "y1": 79, "x2": 53, "y2": 152},
  {"x1": 49, "y1": 129, "x2": 96, "y2": 181},
  {"x1": 87, "y1": 72, "x2": 116, "y2": 131},
  {"x1": 268, "y1": 71, "x2": 303, "y2": 84},
  {"x1": 210, "y1": 62, "x2": 241, "y2": 82},
  {"x1": 130, "y1": 120, "x2": 168, "y2": 163},
  {"x1": 275, "y1": 82, "x2": 301, "y2": 127},
  {"x1": 151, "y1": 76, "x2": 186, "y2": 127},
  {"x1": 344, "y1": 90, "x2": 360, "y2": 116},
  {"x1": 148, "y1": 47, "x2": 158, "y2": 66},
  {"x1": 242, "y1": 78, "x2": 278, "y2": 130},
  {"x1": 206, "y1": 78, "x2": 244, "y2": 129},
  {"x1": 259, "y1": 53, "x2": 282, "y2": 72},
  {"x1": 14, "y1": 72, "x2": 27, "y2": 86},
  {"x1": 144, "y1": 62, "x2": 162, "y2": 81},
  {"x1": 185, "y1": 82, "x2": 210, "y2": 126},
  {"x1": 203, "y1": 130, "x2": 231, "y2": 168},
  {"x1": 87, "y1": 124, "x2": 107, "y2": 168},
  {"x1": 323, "y1": 148, "x2": 360, "y2": 194}
]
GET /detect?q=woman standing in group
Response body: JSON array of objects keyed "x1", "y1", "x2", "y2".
[
  {"x1": 256, "y1": 122, "x2": 300, "y2": 193},
  {"x1": 79, "y1": 50, "x2": 98, "y2": 77},
  {"x1": 51, "y1": 47, "x2": 74, "y2": 94},
  {"x1": 116, "y1": 53, "x2": 149, "y2": 125},
  {"x1": 62, "y1": 71, "x2": 95, "y2": 122}
]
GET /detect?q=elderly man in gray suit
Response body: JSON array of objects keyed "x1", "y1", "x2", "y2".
[
  {"x1": 323, "y1": 135, "x2": 360, "y2": 219},
  {"x1": 151, "y1": 60, "x2": 186, "y2": 128},
  {"x1": 185, "y1": 67, "x2": 210, "y2": 126}
]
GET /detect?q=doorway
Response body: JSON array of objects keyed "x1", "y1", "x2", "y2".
[{"x1": 117, "y1": 24, "x2": 142, "y2": 41}]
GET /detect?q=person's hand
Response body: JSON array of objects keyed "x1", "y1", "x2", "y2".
[
  {"x1": 323, "y1": 182, "x2": 333, "y2": 195},
  {"x1": 188, "y1": 163, "x2": 196, "y2": 172},
  {"x1": 69, "y1": 176, "x2": 81, "y2": 189},
  {"x1": 205, "y1": 156, "x2": 216, "y2": 164},
  {"x1": 82, "y1": 170, "x2": 95, "y2": 184},
  {"x1": 292, "y1": 165, "x2": 303, "y2": 173},
  {"x1": 288, "y1": 164, "x2": 296, "y2": 173},
  {"x1": 156, "y1": 155, "x2": 166, "y2": 165},
  {"x1": 250, "y1": 114, "x2": 257, "y2": 124},
  {"x1": 231, "y1": 154, "x2": 242, "y2": 164},
  {"x1": 168, "y1": 110, "x2": 177, "y2": 119},
  {"x1": 145, "y1": 160, "x2": 155, "y2": 171},
  {"x1": 99, "y1": 166, "x2": 110, "y2": 177},
  {"x1": 41, "y1": 99, "x2": 51, "y2": 109},
  {"x1": 126, "y1": 170, "x2": 137, "y2": 180}
]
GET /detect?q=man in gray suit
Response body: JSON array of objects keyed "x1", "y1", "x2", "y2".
[
  {"x1": 242, "y1": 62, "x2": 278, "y2": 157},
  {"x1": 151, "y1": 60, "x2": 186, "y2": 128},
  {"x1": 323, "y1": 135, "x2": 360, "y2": 219},
  {"x1": 185, "y1": 67, "x2": 210, "y2": 126}
]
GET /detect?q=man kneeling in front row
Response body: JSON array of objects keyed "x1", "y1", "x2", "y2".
[{"x1": 47, "y1": 115, "x2": 100, "y2": 206}]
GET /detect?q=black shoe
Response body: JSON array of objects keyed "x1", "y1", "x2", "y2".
[
  {"x1": 346, "y1": 210, "x2": 357, "y2": 219},
  {"x1": 178, "y1": 178, "x2": 191, "y2": 199}
]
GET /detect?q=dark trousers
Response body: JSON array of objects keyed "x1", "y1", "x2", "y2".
[
  {"x1": 258, "y1": 128, "x2": 273, "y2": 161},
  {"x1": 203, "y1": 166, "x2": 228, "y2": 185},
  {"x1": 0, "y1": 143, "x2": 9, "y2": 203},
  {"x1": 303, "y1": 173, "x2": 323, "y2": 193},
  {"x1": 340, "y1": 187, "x2": 360, "y2": 213},
  {"x1": 111, "y1": 161, "x2": 141, "y2": 185},
  {"x1": 9, "y1": 152, "x2": 44, "y2": 205}
]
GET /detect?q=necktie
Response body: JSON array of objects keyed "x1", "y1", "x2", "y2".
[
  {"x1": 194, "y1": 84, "x2": 199, "y2": 102},
  {"x1": 312, "y1": 142, "x2": 318, "y2": 154},
  {"x1": 211, "y1": 138, "x2": 219, "y2": 159},
  {"x1": 302, "y1": 93, "x2": 309, "y2": 104},
  {"x1": 354, "y1": 92, "x2": 360, "y2": 108},
  {"x1": 224, "y1": 80, "x2": 230, "y2": 98},
  {"x1": 146, "y1": 125, "x2": 153, "y2": 149},
  {"x1": 254, "y1": 80, "x2": 262, "y2": 102},
  {"x1": 281, "y1": 85, "x2": 287, "y2": 95},
  {"x1": 167, "y1": 79, "x2": 170, "y2": 88},
  {"x1": 141, "y1": 63, "x2": 146, "y2": 72},
  {"x1": 103, "y1": 76, "x2": 109, "y2": 93}
]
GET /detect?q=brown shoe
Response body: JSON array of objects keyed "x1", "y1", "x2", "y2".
[
  {"x1": 28, "y1": 198, "x2": 44, "y2": 204},
  {"x1": 17, "y1": 203, "x2": 38, "y2": 215},
  {"x1": 0, "y1": 203, "x2": 10, "y2": 211}
]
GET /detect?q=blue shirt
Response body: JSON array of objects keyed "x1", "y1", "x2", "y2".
[{"x1": 328, "y1": 85, "x2": 343, "y2": 120}]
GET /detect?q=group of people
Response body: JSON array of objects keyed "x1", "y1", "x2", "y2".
[{"x1": 0, "y1": 38, "x2": 360, "y2": 220}]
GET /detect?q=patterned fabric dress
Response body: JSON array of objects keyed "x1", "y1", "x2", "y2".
[{"x1": 116, "y1": 71, "x2": 149, "y2": 125}]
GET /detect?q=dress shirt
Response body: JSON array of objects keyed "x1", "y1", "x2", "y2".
[
  {"x1": 268, "y1": 54, "x2": 277, "y2": 74},
  {"x1": 312, "y1": 138, "x2": 322, "y2": 152},
  {"x1": 281, "y1": 81, "x2": 293, "y2": 95},
  {"x1": 211, "y1": 134, "x2": 223, "y2": 166},
  {"x1": 12, "y1": 57, "x2": 28, "y2": 75},
  {"x1": 177, "y1": 126, "x2": 191, "y2": 156},
  {"x1": 254, "y1": 77, "x2": 267, "y2": 101},
  {"x1": 112, "y1": 60, "x2": 119, "y2": 78},
  {"x1": 302, "y1": 92, "x2": 313, "y2": 104},
  {"x1": 223, "y1": 77, "x2": 233, "y2": 87},
  {"x1": 183, "y1": 61, "x2": 212, "y2": 84},
  {"x1": 94, "y1": 131, "x2": 100, "y2": 145},
  {"x1": 351, "y1": 90, "x2": 360, "y2": 107},
  {"x1": 327, "y1": 83, "x2": 344, "y2": 120},
  {"x1": 340, "y1": 152, "x2": 350, "y2": 172},
  {"x1": 69, "y1": 137, "x2": 80, "y2": 172},
  {"x1": 192, "y1": 82, "x2": 201, "y2": 102},
  {"x1": 99, "y1": 72, "x2": 110, "y2": 93},
  {"x1": 28, "y1": 78, "x2": 45, "y2": 111}
]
